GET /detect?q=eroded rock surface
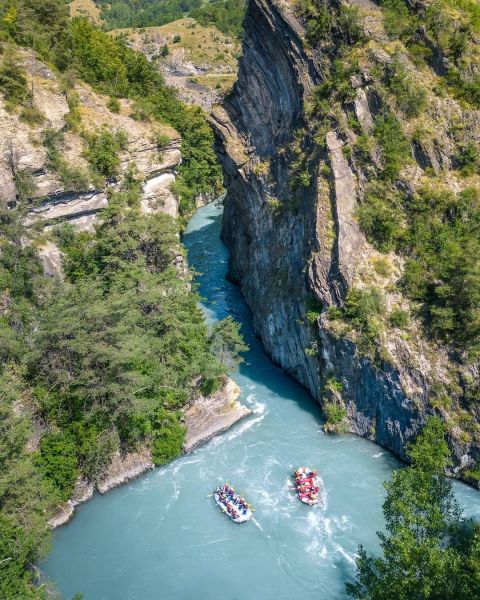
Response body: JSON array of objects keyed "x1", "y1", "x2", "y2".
[{"x1": 213, "y1": 0, "x2": 480, "y2": 479}]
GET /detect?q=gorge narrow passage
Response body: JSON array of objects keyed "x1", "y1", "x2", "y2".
[{"x1": 42, "y1": 202, "x2": 480, "y2": 600}]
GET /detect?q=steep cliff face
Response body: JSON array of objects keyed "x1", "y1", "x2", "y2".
[{"x1": 213, "y1": 0, "x2": 480, "y2": 478}]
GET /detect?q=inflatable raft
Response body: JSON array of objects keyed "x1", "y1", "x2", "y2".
[
  {"x1": 214, "y1": 483, "x2": 253, "y2": 524},
  {"x1": 293, "y1": 466, "x2": 321, "y2": 506}
]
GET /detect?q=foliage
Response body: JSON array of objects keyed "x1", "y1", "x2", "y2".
[
  {"x1": 388, "y1": 308, "x2": 409, "y2": 329},
  {"x1": 401, "y1": 186, "x2": 480, "y2": 351},
  {"x1": 323, "y1": 402, "x2": 348, "y2": 433},
  {"x1": 343, "y1": 287, "x2": 385, "y2": 357},
  {"x1": 151, "y1": 408, "x2": 185, "y2": 465},
  {"x1": 43, "y1": 128, "x2": 90, "y2": 192},
  {"x1": 383, "y1": 59, "x2": 427, "y2": 118},
  {"x1": 92, "y1": 0, "x2": 245, "y2": 36},
  {"x1": 209, "y1": 316, "x2": 248, "y2": 370},
  {"x1": 373, "y1": 113, "x2": 412, "y2": 181},
  {"x1": 0, "y1": 0, "x2": 71, "y2": 68},
  {"x1": 13, "y1": 168, "x2": 36, "y2": 201},
  {"x1": 0, "y1": 50, "x2": 27, "y2": 107},
  {"x1": 356, "y1": 182, "x2": 404, "y2": 252},
  {"x1": 454, "y1": 142, "x2": 480, "y2": 176},
  {"x1": 37, "y1": 431, "x2": 78, "y2": 501},
  {"x1": 84, "y1": 128, "x2": 128, "y2": 179},
  {"x1": 107, "y1": 96, "x2": 121, "y2": 113},
  {"x1": 0, "y1": 367, "x2": 56, "y2": 600},
  {"x1": 347, "y1": 417, "x2": 480, "y2": 600},
  {"x1": 191, "y1": 0, "x2": 247, "y2": 37}
]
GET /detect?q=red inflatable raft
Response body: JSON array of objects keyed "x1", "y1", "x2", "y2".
[{"x1": 293, "y1": 466, "x2": 321, "y2": 506}]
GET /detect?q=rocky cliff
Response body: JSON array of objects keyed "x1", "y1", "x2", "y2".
[
  {"x1": 213, "y1": 0, "x2": 480, "y2": 482},
  {"x1": 1, "y1": 49, "x2": 182, "y2": 276}
]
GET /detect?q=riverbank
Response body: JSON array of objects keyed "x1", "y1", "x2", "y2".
[{"x1": 48, "y1": 377, "x2": 250, "y2": 528}]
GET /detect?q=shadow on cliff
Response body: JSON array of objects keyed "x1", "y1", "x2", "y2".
[{"x1": 184, "y1": 204, "x2": 324, "y2": 425}]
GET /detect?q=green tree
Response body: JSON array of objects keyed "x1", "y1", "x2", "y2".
[
  {"x1": 347, "y1": 417, "x2": 480, "y2": 600},
  {"x1": 209, "y1": 316, "x2": 248, "y2": 369}
]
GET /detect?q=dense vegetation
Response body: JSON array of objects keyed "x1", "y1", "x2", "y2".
[
  {"x1": 94, "y1": 0, "x2": 202, "y2": 30},
  {"x1": 0, "y1": 1, "x2": 244, "y2": 597},
  {"x1": 297, "y1": 0, "x2": 480, "y2": 356},
  {"x1": 347, "y1": 418, "x2": 480, "y2": 599},
  {"x1": 191, "y1": 0, "x2": 246, "y2": 37},
  {"x1": 92, "y1": 0, "x2": 246, "y2": 36}
]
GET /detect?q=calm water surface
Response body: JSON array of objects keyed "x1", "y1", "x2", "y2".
[{"x1": 42, "y1": 202, "x2": 480, "y2": 600}]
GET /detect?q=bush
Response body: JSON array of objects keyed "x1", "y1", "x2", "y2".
[
  {"x1": 151, "y1": 408, "x2": 185, "y2": 465},
  {"x1": 153, "y1": 131, "x2": 171, "y2": 150},
  {"x1": 0, "y1": 57, "x2": 30, "y2": 108},
  {"x1": 374, "y1": 113, "x2": 412, "y2": 180},
  {"x1": 107, "y1": 96, "x2": 121, "y2": 113},
  {"x1": 20, "y1": 106, "x2": 45, "y2": 126},
  {"x1": 345, "y1": 287, "x2": 385, "y2": 328},
  {"x1": 454, "y1": 142, "x2": 479, "y2": 176},
  {"x1": 380, "y1": 0, "x2": 417, "y2": 39},
  {"x1": 344, "y1": 287, "x2": 385, "y2": 355},
  {"x1": 13, "y1": 169, "x2": 36, "y2": 201},
  {"x1": 356, "y1": 182, "x2": 404, "y2": 252},
  {"x1": 85, "y1": 128, "x2": 128, "y2": 179},
  {"x1": 388, "y1": 308, "x2": 409, "y2": 328},
  {"x1": 323, "y1": 402, "x2": 348, "y2": 433},
  {"x1": 38, "y1": 432, "x2": 78, "y2": 501},
  {"x1": 401, "y1": 186, "x2": 480, "y2": 350},
  {"x1": 384, "y1": 60, "x2": 427, "y2": 118}
]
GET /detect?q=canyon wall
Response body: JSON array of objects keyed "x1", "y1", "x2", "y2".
[{"x1": 212, "y1": 0, "x2": 480, "y2": 479}]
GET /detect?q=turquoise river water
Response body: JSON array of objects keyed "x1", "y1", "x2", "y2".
[{"x1": 42, "y1": 202, "x2": 480, "y2": 600}]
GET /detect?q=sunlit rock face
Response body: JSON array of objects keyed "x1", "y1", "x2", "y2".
[{"x1": 212, "y1": 0, "x2": 480, "y2": 480}]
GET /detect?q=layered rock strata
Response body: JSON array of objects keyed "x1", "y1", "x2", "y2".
[{"x1": 212, "y1": 0, "x2": 480, "y2": 479}]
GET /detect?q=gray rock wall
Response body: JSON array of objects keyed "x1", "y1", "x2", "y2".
[{"x1": 213, "y1": 0, "x2": 479, "y2": 474}]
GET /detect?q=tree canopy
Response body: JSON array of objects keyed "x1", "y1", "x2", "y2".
[{"x1": 347, "y1": 418, "x2": 480, "y2": 600}]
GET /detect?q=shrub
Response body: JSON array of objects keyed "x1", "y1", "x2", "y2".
[
  {"x1": 153, "y1": 131, "x2": 171, "y2": 150},
  {"x1": 13, "y1": 169, "x2": 36, "y2": 201},
  {"x1": 345, "y1": 287, "x2": 385, "y2": 328},
  {"x1": 374, "y1": 113, "x2": 412, "y2": 180},
  {"x1": 380, "y1": 0, "x2": 417, "y2": 39},
  {"x1": 384, "y1": 60, "x2": 427, "y2": 118},
  {"x1": 59, "y1": 163, "x2": 90, "y2": 192},
  {"x1": 338, "y1": 3, "x2": 365, "y2": 44},
  {"x1": 454, "y1": 142, "x2": 479, "y2": 176},
  {"x1": 325, "y1": 376, "x2": 343, "y2": 393},
  {"x1": 401, "y1": 186, "x2": 480, "y2": 350},
  {"x1": 107, "y1": 96, "x2": 121, "y2": 113},
  {"x1": 85, "y1": 128, "x2": 128, "y2": 179},
  {"x1": 323, "y1": 402, "x2": 348, "y2": 433},
  {"x1": 19, "y1": 106, "x2": 45, "y2": 126},
  {"x1": 151, "y1": 408, "x2": 185, "y2": 465},
  {"x1": 344, "y1": 287, "x2": 385, "y2": 355},
  {"x1": 173, "y1": 34, "x2": 181, "y2": 43},
  {"x1": 0, "y1": 57, "x2": 30, "y2": 108},
  {"x1": 38, "y1": 431, "x2": 78, "y2": 500},
  {"x1": 388, "y1": 308, "x2": 409, "y2": 328},
  {"x1": 305, "y1": 295, "x2": 323, "y2": 324},
  {"x1": 356, "y1": 182, "x2": 404, "y2": 252}
]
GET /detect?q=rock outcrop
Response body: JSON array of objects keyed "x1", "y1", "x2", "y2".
[
  {"x1": 183, "y1": 377, "x2": 251, "y2": 453},
  {"x1": 213, "y1": 0, "x2": 480, "y2": 481},
  {"x1": 0, "y1": 49, "x2": 182, "y2": 256}
]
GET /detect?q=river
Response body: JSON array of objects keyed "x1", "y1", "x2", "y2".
[{"x1": 42, "y1": 202, "x2": 480, "y2": 600}]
